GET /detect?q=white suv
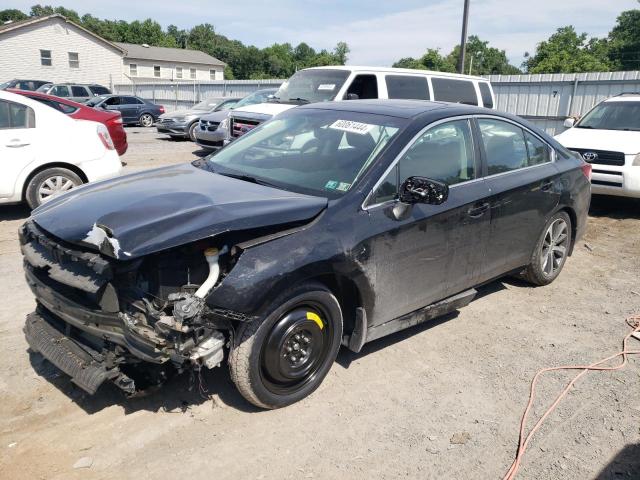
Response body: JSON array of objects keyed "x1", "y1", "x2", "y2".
[{"x1": 555, "y1": 93, "x2": 640, "y2": 198}]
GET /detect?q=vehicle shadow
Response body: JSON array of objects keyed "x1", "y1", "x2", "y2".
[
  {"x1": 336, "y1": 280, "x2": 511, "y2": 369},
  {"x1": 0, "y1": 204, "x2": 31, "y2": 222},
  {"x1": 594, "y1": 443, "x2": 640, "y2": 479},
  {"x1": 589, "y1": 195, "x2": 640, "y2": 220},
  {"x1": 28, "y1": 350, "x2": 260, "y2": 415},
  {"x1": 192, "y1": 148, "x2": 211, "y2": 158}
]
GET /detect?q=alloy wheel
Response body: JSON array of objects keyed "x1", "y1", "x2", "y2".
[
  {"x1": 140, "y1": 114, "x2": 153, "y2": 127},
  {"x1": 37, "y1": 175, "x2": 77, "y2": 203},
  {"x1": 540, "y1": 218, "x2": 569, "y2": 276}
]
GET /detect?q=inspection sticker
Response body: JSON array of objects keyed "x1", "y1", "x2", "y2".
[
  {"x1": 329, "y1": 119, "x2": 375, "y2": 135},
  {"x1": 317, "y1": 84, "x2": 336, "y2": 91},
  {"x1": 325, "y1": 180, "x2": 339, "y2": 190},
  {"x1": 336, "y1": 182, "x2": 351, "y2": 192}
]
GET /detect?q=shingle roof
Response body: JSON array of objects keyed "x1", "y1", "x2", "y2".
[
  {"x1": 0, "y1": 17, "x2": 35, "y2": 33},
  {"x1": 115, "y1": 42, "x2": 225, "y2": 67}
]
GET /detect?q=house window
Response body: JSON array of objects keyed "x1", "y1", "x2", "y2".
[
  {"x1": 129, "y1": 64, "x2": 137, "y2": 77},
  {"x1": 68, "y1": 52, "x2": 79, "y2": 68},
  {"x1": 154, "y1": 65, "x2": 161, "y2": 78},
  {"x1": 190, "y1": 68, "x2": 196, "y2": 79},
  {"x1": 40, "y1": 49, "x2": 52, "y2": 66},
  {"x1": 176, "y1": 67, "x2": 182, "y2": 79},
  {"x1": 209, "y1": 69, "x2": 216, "y2": 80}
]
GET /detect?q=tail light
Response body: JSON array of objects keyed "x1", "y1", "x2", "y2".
[
  {"x1": 581, "y1": 160, "x2": 592, "y2": 181},
  {"x1": 109, "y1": 116, "x2": 123, "y2": 125},
  {"x1": 97, "y1": 124, "x2": 115, "y2": 150},
  {"x1": 159, "y1": 105, "x2": 165, "y2": 114}
]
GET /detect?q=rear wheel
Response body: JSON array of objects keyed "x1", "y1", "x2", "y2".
[
  {"x1": 139, "y1": 113, "x2": 154, "y2": 127},
  {"x1": 25, "y1": 167, "x2": 83, "y2": 209},
  {"x1": 229, "y1": 282, "x2": 343, "y2": 409},
  {"x1": 522, "y1": 211, "x2": 572, "y2": 286}
]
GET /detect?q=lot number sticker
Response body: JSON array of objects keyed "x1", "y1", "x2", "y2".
[
  {"x1": 318, "y1": 84, "x2": 336, "y2": 91},
  {"x1": 329, "y1": 119, "x2": 375, "y2": 135}
]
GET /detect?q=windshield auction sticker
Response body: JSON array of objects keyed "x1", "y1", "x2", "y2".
[
  {"x1": 329, "y1": 119, "x2": 375, "y2": 135},
  {"x1": 318, "y1": 84, "x2": 336, "y2": 91}
]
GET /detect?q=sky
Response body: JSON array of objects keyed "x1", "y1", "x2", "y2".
[{"x1": 6, "y1": 0, "x2": 639, "y2": 67}]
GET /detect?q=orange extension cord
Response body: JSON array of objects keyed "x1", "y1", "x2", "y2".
[{"x1": 503, "y1": 315, "x2": 640, "y2": 480}]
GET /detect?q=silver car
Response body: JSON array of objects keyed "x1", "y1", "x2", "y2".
[
  {"x1": 36, "y1": 83, "x2": 111, "y2": 103},
  {"x1": 156, "y1": 97, "x2": 240, "y2": 141}
]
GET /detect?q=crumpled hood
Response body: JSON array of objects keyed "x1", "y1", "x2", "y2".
[
  {"x1": 31, "y1": 163, "x2": 327, "y2": 260},
  {"x1": 555, "y1": 127, "x2": 640, "y2": 155}
]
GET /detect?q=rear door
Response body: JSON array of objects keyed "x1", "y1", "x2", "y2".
[
  {"x1": 120, "y1": 96, "x2": 144, "y2": 121},
  {"x1": 362, "y1": 117, "x2": 491, "y2": 325},
  {"x1": 70, "y1": 86, "x2": 90, "y2": 103},
  {"x1": 475, "y1": 117, "x2": 560, "y2": 281},
  {"x1": 0, "y1": 99, "x2": 37, "y2": 199}
]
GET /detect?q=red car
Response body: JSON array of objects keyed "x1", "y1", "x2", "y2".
[{"x1": 9, "y1": 89, "x2": 128, "y2": 156}]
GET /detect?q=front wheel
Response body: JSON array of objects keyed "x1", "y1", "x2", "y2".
[
  {"x1": 229, "y1": 282, "x2": 343, "y2": 409},
  {"x1": 139, "y1": 113, "x2": 154, "y2": 127},
  {"x1": 521, "y1": 211, "x2": 572, "y2": 286},
  {"x1": 188, "y1": 122, "x2": 198, "y2": 142}
]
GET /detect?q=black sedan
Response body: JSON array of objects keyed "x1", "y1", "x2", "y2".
[
  {"x1": 21, "y1": 100, "x2": 591, "y2": 409},
  {"x1": 86, "y1": 94, "x2": 165, "y2": 127}
]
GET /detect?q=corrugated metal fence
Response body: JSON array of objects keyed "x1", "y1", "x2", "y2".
[
  {"x1": 114, "y1": 71, "x2": 640, "y2": 135},
  {"x1": 114, "y1": 79, "x2": 284, "y2": 112},
  {"x1": 488, "y1": 71, "x2": 640, "y2": 135}
]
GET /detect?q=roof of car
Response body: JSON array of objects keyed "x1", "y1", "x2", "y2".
[
  {"x1": 604, "y1": 93, "x2": 640, "y2": 102},
  {"x1": 302, "y1": 65, "x2": 489, "y2": 82},
  {"x1": 298, "y1": 99, "x2": 489, "y2": 118}
]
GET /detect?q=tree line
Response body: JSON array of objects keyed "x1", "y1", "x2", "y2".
[
  {"x1": 393, "y1": 9, "x2": 640, "y2": 75},
  {"x1": 0, "y1": 5, "x2": 349, "y2": 79},
  {"x1": 2, "y1": 5, "x2": 640, "y2": 77}
]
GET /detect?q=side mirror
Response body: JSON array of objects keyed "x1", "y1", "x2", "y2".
[
  {"x1": 399, "y1": 176, "x2": 449, "y2": 205},
  {"x1": 345, "y1": 93, "x2": 359, "y2": 100},
  {"x1": 563, "y1": 117, "x2": 575, "y2": 128}
]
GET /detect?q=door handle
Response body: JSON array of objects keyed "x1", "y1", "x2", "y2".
[
  {"x1": 540, "y1": 180, "x2": 553, "y2": 192},
  {"x1": 6, "y1": 141, "x2": 30, "y2": 148},
  {"x1": 467, "y1": 202, "x2": 490, "y2": 218}
]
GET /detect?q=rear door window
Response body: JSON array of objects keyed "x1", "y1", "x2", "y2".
[
  {"x1": 89, "y1": 85, "x2": 110, "y2": 95},
  {"x1": 478, "y1": 118, "x2": 528, "y2": 174},
  {"x1": 123, "y1": 96, "x2": 144, "y2": 105},
  {"x1": 478, "y1": 83, "x2": 493, "y2": 108},
  {"x1": 524, "y1": 131, "x2": 550, "y2": 166},
  {"x1": 0, "y1": 100, "x2": 35, "y2": 129},
  {"x1": 431, "y1": 78, "x2": 478, "y2": 105},
  {"x1": 71, "y1": 86, "x2": 88, "y2": 97},
  {"x1": 385, "y1": 75, "x2": 430, "y2": 100}
]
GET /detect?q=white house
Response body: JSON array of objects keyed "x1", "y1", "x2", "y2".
[{"x1": 0, "y1": 14, "x2": 225, "y2": 88}]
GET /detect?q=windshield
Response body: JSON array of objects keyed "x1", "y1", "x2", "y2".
[
  {"x1": 0, "y1": 81, "x2": 9, "y2": 90},
  {"x1": 273, "y1": 69, "x2": 351, "y2": 104},
  {"x1": 576, "y1": 101, "x2": 640, "y2": 131},
  {"x1": 86, "y1": 96, "x2": 107, "y2": 107},
  {"x1": 207, "y1": 109, "x2": 404, "y2": 197},
  {"x1": 193, "y1": 98, "x2": 223, "y2": 110},
  {"x1": 234, "y1": 89, "x2": 277, "y2": 109}
]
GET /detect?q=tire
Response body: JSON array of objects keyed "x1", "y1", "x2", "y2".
[
  {"x1": 139, "y1": 113, "x2": 154, "y2": 127},
  {"x1": 187, "y1": 122, "x2": 198, "y2": 142},
  {"x1": 521, "y1": 211, "x2": 572, "y2": 286},
  {"x1": 25, "y1": 167, "x2": 83, "y2": 209},
  {"x1": 229, "y1": 282, "x2": 343, "y2": 409}
]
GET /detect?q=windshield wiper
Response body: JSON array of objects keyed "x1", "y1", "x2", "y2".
[
  {"x1": 575, "y1": 125, "x2": 593, "y2": 129},
  {"x1": 286, "y1": 97, "x2": 310, "y2": 104},
  {"x1": 217, "y1": 172, "x2": 281, "y2": 189}
]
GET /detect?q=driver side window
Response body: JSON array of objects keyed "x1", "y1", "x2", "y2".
[{"x1": 370, "y1": 119, "x2": 476, "y2": 204}]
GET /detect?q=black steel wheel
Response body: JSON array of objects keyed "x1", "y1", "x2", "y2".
[{"x1": 229, "y1": 282, "x2": 342, "y2": 409}]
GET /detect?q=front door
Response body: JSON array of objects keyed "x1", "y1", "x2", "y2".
[
  {"x1": 0, "y1": 99, "x2": 36, "y2": 198},
  {"x1": 360, "y1": 118, "x2": 491, "y2": 326},
  {"x1": 475, "y1": 117, "x2": 560, "y2": 281}
]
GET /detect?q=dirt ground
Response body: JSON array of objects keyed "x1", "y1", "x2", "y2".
[{"x1": 0, "y1": 127, "x2": 639, "y2": 480}]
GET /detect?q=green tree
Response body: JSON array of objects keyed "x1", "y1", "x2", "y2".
[
  {"x1": 392, "y1": 57, "x2": 426, "y2": 69},
  {"x1": 333, "y1": 41, "x2": 349, "y2": 64},
  {"x1": 447, "y1": 36, "x2": 519, "y2": 75},
  {"x1": 524, "y1": 26, "x2": 612, "y2": 73},
  {"x1": 608, "y1": 9, "x2": 640, "y2": 70},
  {"x1": 0, "y1": 9, "x2": 28, "y2": 22}
]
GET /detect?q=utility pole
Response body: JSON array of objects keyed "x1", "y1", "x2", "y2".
[{"x1": 457, "y1": 0, "x2": 470, "y2": 74}]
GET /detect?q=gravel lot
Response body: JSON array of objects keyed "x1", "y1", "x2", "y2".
[{"x1": 1, "y1": 127, "x2": 639, "y2": 480}]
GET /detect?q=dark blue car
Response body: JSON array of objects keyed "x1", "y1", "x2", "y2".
[{"x1": 86, "y1": 94, "x2": 165, "y2": 127}]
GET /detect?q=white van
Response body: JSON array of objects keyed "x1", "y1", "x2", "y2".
[{"x1": 224, "y1": 66, "x2": 495, "y2": 141}]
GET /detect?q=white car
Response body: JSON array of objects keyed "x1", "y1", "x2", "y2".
[
  {"x1": 225, "y1": 66, "x2": 496, "y2": 142},
  {"x1": 555, "y1": 93, "x2": 640, "y2": 198},
  {"x1": 0, "y1": 90, "x2": 122, "y2": 208}
]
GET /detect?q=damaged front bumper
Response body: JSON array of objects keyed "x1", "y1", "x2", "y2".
[{"x1": 20, "y1": 220, "x2": 234, "y2": 395}]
